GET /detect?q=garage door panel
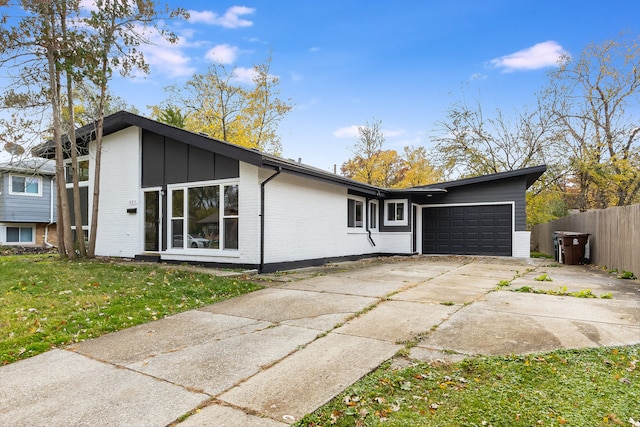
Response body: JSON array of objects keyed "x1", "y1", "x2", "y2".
[{"x1": 422, "y1": 205, "x2": 512, "y2": 256}]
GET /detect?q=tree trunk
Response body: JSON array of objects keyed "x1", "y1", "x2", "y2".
[
  {"x1": 45, "y1": 17, "x2": 75, "y2": 259},
  {"x1": 66, "y1": 73, "x2": 87, "y2": 256}
]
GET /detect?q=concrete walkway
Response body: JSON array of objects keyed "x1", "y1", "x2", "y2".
[{"x1": 1, "y1": 256, "x2": 639, "y2": 426}]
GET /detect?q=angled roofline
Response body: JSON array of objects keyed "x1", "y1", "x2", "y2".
[
  {"x1": 32, "y1": 111, "x2": 265, "y2": 167},
  {"x1": 31, "y1": 111, "x2": 398, "y2": 197},
  {"x1": 31, "y1": 111, "x2": 545, "y2": 197},
  {"x1": 417, "y1": 165, "x2": 547, "y2": 191}
]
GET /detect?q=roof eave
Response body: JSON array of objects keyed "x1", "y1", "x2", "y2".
[{"x1": 418, "y1": 165, "x2": 547, "y2": 190}]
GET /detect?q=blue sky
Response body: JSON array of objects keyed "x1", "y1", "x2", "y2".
[{"x1": 65, "y1": 1, "x2": 640, "y2": 170}]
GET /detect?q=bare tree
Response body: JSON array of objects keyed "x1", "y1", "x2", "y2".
[
  {"x1": 1, "y1": 0, "x2": 186, "y2": 258},
  {"x1": 433, "y1": 97, "x2": 558, "y2": 178},
  {"x1": 545, "y1": 35, "x2": 640, "y2": 210}
]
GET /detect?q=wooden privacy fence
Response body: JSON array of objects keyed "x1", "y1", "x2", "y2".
[{"x1": 530, "y1": 204, "x2": 640, "y2": 276}]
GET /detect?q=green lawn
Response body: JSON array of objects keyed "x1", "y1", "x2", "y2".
[
  {"x1": 0, "y1": 254, "x2": 261, "y2": 365},
  {"x1": 296, "y1": 346, "x2": 640, "y2": 427}
]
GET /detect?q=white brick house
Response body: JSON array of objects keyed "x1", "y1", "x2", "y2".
[{"x1": 34, "y1": 111, "x2": 546, "y2": 272}]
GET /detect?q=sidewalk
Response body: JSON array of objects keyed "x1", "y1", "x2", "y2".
[{"x1": 2, "y1": 256, "x2": 639, "y2": 426}]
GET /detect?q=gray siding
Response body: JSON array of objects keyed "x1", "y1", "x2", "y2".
[
  {"x1": 0, "y1": 173, "x2": 56, "y2": 223},
  {"x1": 0, "y1": 174, "x2": 4, "y2": 219},
  {"x1": 433, "y1": 177, "x2": 527, "y2": 231}
]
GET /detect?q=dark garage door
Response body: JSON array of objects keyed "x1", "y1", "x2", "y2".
[{"x1": 422, "y1": 205, "x2": 512, "y2": 256}]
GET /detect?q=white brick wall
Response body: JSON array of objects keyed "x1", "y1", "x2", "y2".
[
  {"x1": 237, "y1": 163, "x2": 261, "y2": 264},
  {"x1": 513, "y1": 231, "x2": 531, "y2": 258},
  {"x1": 84, "y1": 126, "x2": 527, "y2": 266},
  {"x1": 89, "y1": 127, "x2": 141, "y2": 258},
  {"x1": 373, "y1": 232, "x2": 414, "y2": 254},
  {"x1": 262, "y1": 172, "x2": 412, "y2": 264}
]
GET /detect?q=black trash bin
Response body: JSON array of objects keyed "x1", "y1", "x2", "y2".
[
  {"x1": 556, "y1": 232, "x2": 590, "y2": 265},
  {"x1": 552, "y1": 231, "x2": 561, "y2": 261}
]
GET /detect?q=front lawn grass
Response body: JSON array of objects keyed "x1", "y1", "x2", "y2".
[
  {"x1": 297, "y1": 345, "x2": 640, "y2": 426},
  {"x1": 0, "y1": 254, "x2": 261, "y2": 365}
]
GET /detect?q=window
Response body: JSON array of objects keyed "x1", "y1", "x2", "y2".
[
  {"x1": 64, "y1": 157, "x2": 90, "y2": 238},
  {"x1": 347, "y1": 199, "x2": 364, "y2": 228},
  {"x1": 169, "y1": 182, "x2": 239, "y2": 251},
  {"x1": 9, "y1": 175, "x2": 41, "y2": 196},
  {"x1": 369, "y1": 201, "x2": 378, "y2": 229},
  {"x1": 6, "y1": 226, "x2": 34, "y2": 244},
  {"x1": 223, "y1": 185, "x2": 239, "y2": 249},
  {"x1": 384, "y1": 200, "x2": 408, "y2": 226},
  {"x1": 65, "y1": 159, "x2": 90, "y2": 183}
]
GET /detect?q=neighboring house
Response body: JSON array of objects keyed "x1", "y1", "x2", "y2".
[
  {"x1": 34, "y1": 111, "x2": 545, "y2": 272},
  {"x1": 0, "y1": 159, "x2": 57, "y2": 247}
]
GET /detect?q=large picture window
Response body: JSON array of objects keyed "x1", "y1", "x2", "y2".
[
  {"x1": 9, "y1": 175, "x2": 41, "y2": 196},
  {"x1": 170, "y1": 182, "x2": 239, "y2": 251}
]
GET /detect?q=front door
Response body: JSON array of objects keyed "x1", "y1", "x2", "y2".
[{"x1": 144, "y1": 190, "x2": 161, "y2": 252}]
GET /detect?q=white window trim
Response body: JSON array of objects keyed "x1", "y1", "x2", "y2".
[
  {"x1": 141, "y1": 187, "x2": 163, "y2": 253},
  {"x1": 368, "y1": 200, "x2": 378, "y2": 230},
  {"x1": 347, "y1": 196, "x2": 366, "y2": 231},
  {"x1": 63, "y1": 157, "x2": 91, "y2": 237},
  {"x1": 384, "y1": 199, "x2": 408, "y2": 226},
  {"x1": 420, "y1": 201, "x2": 516, "y2": 234},
  {"x1": 166, "y1": 178, "x2": 240, "y2": 253},
  {"x1": 8, "y1": 174, "x2": 42, "y2": 197},
  {"x1": 3, "y1": 224, "x2": 36, "y2": 245},
  {"x1": 64, "y1": 156, "x2": 90, "y2": 188}
]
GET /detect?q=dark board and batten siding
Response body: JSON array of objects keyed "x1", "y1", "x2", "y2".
[
  {"x1": 436, "y1": 177, "x2": 527, "y2": 231},
  {"x1": 141, "y1": 130, "x2": 239, "y2": 188},
  {"x1": 420, "y1": 176, "x2": 527, "y2": 257}
]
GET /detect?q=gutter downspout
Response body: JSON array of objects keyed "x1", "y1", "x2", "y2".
[
  {"x1": 44, "y1": 176, "x2": 55, "y2": 248},
  {"x1": 260, "y1": 167, "x2": 282, "y2": 273},
  {"x1": 366, "y1": 197, "x2": 376, "y2": 247}
]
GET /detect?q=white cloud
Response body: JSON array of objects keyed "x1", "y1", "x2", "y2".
[
  {"x1": 334, "y1": 125, "x2": 407, "y2": 139},
  {"x1": 309, "y1": 47, "x2": 320, "y2": 52},
  {"x1": 334, "y1": 126, "x2": 360, "y2": 138},
  {"x1": 233, "y1": 67, "x2": 258, "y2": 84},
  {"x1": 205, "y1": 44, "x2": 239, "y2": 64},
  {"x1": 188, "y1": 6, "x2": 255, "y2": 28},
  {"x1": 132, "y1": 25, "x2": 196, "y2": 78},
  {"x1": 79, "y1": 0, "x2": 97, "y2": 11},
  {"x1": 490, "y1": 41, "x2": 568, "y2": 72},
  {"x1": 470, "y1": 73, "x2": 488, "y2": 81},
  {"x1": 384, "y1": 128, "x2": 407, "y2": 138},
  {"x1": 247, "y1": 37, "x2": 267, "y2": 44}
]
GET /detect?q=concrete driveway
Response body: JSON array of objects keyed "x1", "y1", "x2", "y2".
[{"x1": 1, "y1": 256, "x2": 639, "y2": 426}]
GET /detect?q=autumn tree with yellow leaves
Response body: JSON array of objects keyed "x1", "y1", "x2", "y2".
[
  {"x1": 151, "y1": 55, "x2": 292, "y2": 155},
  {"x1": 341, "y1": 119, "x2": 442, "y2": 188}
]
